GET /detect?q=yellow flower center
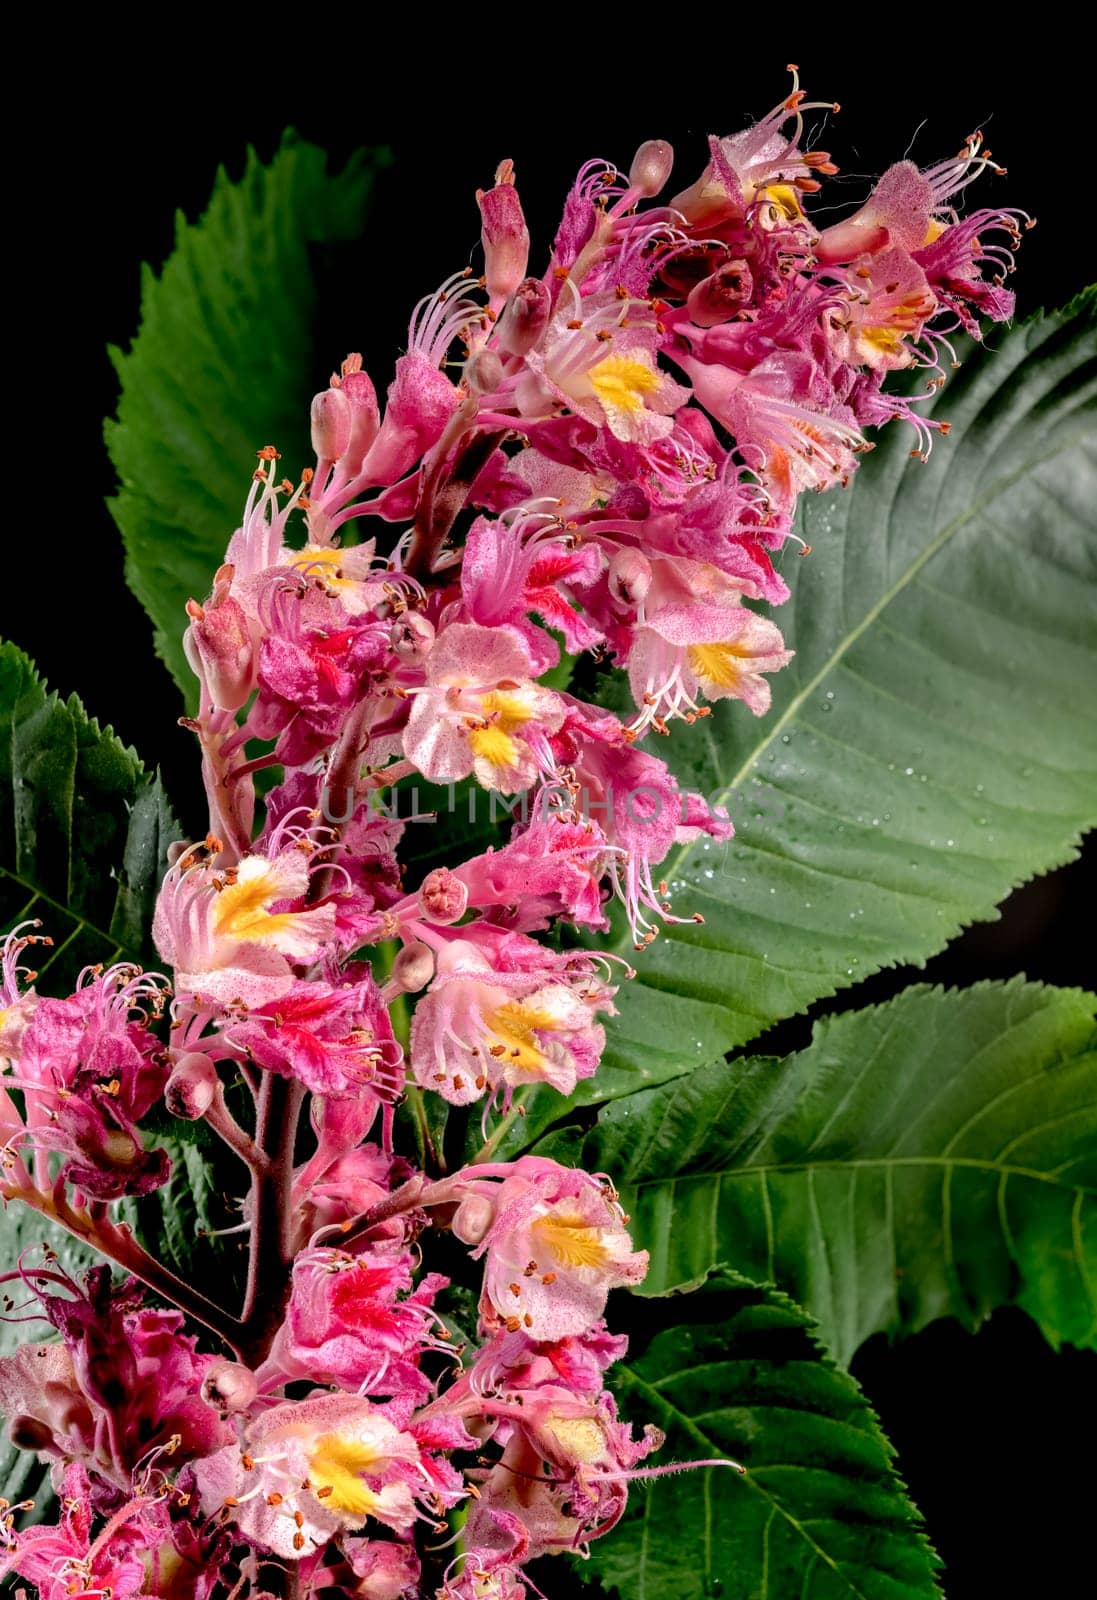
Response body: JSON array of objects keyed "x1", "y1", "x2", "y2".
[
  {"x1": 468, "y1": 723, "x2": 522, "y2": 774},
  {"x1": 861, "y1": 325, "x2": 905, "y2": 357},
  {"x1": 466, "y1": 688, "x2": 540, "y2": 779},
  {"x1": 542, "y1": 1412, "x2": 607, "y2": 1465},
  {"x1": 486, "y1": 1000, "x2": 561, "y2": 1072},
  {"x1": 589, "y1": 354, "x2": 660, "y2": 416},
  {"x1": 688, "y1": 642, "x2": 747, "y2": 691},
  {"x1": 759, "y1": 182, "x2": 803, "y2": 220},
  {"x1": 532, "y1": 1210, "x2": 610, "y2": 1270},
  {"x1": 290, "y1": 545, "x2": 343, "y2": 579},
  {"x1": 307, "y1": 1433, "x2": 380, "y2": 1519},
  {"x1": 478, "y1": 689, "x2": 536, "y2": 731},
  {"x1": 211, "y1": 866, "x2": 293, "y2": 944}
]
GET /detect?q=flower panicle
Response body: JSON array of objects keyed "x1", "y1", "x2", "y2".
[{"x1": 1, "y1": 75, "x2": 1021, "y2": 1596}]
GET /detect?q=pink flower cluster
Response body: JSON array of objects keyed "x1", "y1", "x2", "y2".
[{"x1": 2, "y1": 76, "x2": 1019, "y2": 1598}]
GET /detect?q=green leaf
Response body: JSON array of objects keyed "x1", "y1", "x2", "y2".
[
  {"x1": 0, "y1": 1437, "x2": 52, "y2": 1525},
  {"x1": 105, "y1": 135, "x2": 388, "y2": 699},
  {"x1": 599, "y1": 296, "x2": 1097, "y2": 1066},
  {"x1": 0, "y1": 642, "x2": 181, "y2": 984},
  {"x1": 0, "y1": 1201, "x2": 96, "y2": 1360},
  {"x1": 586, "y1": 1273, "x2": 941, "y2": 1600},
  {"x1": 118, "y1": 1136, "x2": 243, "y2": 1287},
  {"x1": 0, "y1": 1202, "x2": 95, "y2": 1522},
  {"x1": 585, "y1": 980, "x2": 1097, "y2": 1364}
]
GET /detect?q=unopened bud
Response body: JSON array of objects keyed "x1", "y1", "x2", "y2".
[
  {"x1": 464, "y1": 348, "x2": 504, "y2": 395},
  {"x1": 364, "y1": 357, "x2": 459, "y2": 486},
  {"x1": 419, "y1": 867, "x2": 468, "y2": 925},
  {"x1": 608, "y1": 547, "x2": 653, "y2": 606},
  {"x1": 452, "y1": 1194, "x2": 496, "y2": 1246},
  {"x1": 686, "y1": 259, "x2": 753, "y2": 327},
  {"x1": 390, "y1": 611, "x2": 435, "y2": 661},
  {"x1": 478, "y1": 160, "x2": 530, "y2": 300},
  {"x1": 342, "y1": 369, "x2": 381, "y2": 474},
  {"x1": 391, "y1": 940, "x2": 435, "y2": 994},
  {"x1": 165, "y1": 1052, "x2": 219, "y2": 1120},
  {"x1": 495, "y1": 277, "x2": 551, "y2": 358},
  {"x1": 201, "y1": 1359, "x2": 257, "y2": 1413},
  {"x1": 629, "y1": 139, "x2": 674, "y2": 197},
  {"x1": 310, "y1": 386, "x2": 352, "y2": 462},
  {"x1": 183, "y1": 568, "x2": 254, "y2": 712}
]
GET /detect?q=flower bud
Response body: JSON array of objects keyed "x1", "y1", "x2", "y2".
[
  {"x1": 347, "y1": 1539, "x2": 421, "y2": 1600},
  {"x1": 686, "y1": 259, "x2": 754, "y2": 327},
  {"x1": 478, "y1": 160, "x2": 530, "y2": 301},
  {"x1": 391, "y1": 940, "x2": 435, "y2": 994},
  {"x1": 452, "y1": 1194, "x2": 496, "y2": 1246},
  {"x1": 390, "y1": 611, "x2": 435, "y2": 661},
  {"x1": 164, "y1": 1052, "x2": 219, "y2": 1120},
  {"x1": 419, "y1": 867, "x2": 468, "y2": 925},
  {"x1": 310, "y1": 386, "x2": 352, "y2": 462},
  {"x1": 608, "y1": 547, "x2": 653, "y2": 606},
  {"x1": 201, "y1": 1359, "x2": 258, "y2": 1413},
  {"x1": 342, "y1": 369, "x2": 381, "y2": 473},
  {"x1": 464, "y1": 348, "x2": 504, "y2": 395},
  {"x1": 495, "y1": 277, "x2": 551, "y2": 358},
  {"x1": 629, "y1": 139, "x2": 674, "y2": 197},
  {"x1": 363, "y1": 356, "x2": 459, "y2": 486},
  {"x1": 184, "y1": 564, "x2": 255, "y2": 712}
]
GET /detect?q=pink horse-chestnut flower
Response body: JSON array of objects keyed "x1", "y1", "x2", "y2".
[
  {"x1": 193, "y1": 1393, "x2": 444, "y2": 1559},
  {"x1": 409, "y1": 940, "x2": 614, "y2": 1107},
  {"x1": 469, "y1": 1157, "x2": 648, "y2": 1340},
  {"x1": 153, "y1": 838, "x2": 335, "y2": 1009},
  {"x1": 403, "y1": 623, "x2": 565, "y2": 792}
]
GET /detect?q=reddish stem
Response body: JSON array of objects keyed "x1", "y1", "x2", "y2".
[
  {"x1": 237, "y1": 1074, "x2": 306, "y2": 1365},
  {"x1": 310, "y1": 1173, "x2": 461, "y2": 1253},
  {"x1": 2, "y1": 1185, "x2": 246, "y2": 1356},
  {"x1": 403, "y1": 424, "x2": 504, "y2": 581}
]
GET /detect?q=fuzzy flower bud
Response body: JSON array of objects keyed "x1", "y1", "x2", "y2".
[
  {"x1": 465, "y1": 348, "x2": 505, "y2": 394},
  {"x1": 310, "y1": 386, "x2": 352, "y2": 462},
  {"x1": 686, "y1": 259, "x2": 754, "y2": 327},
  {"x1": 364, "y1": 357, "x2": 460, "y2": 486},
  {"x1": 478, "y1": 159, "x2": 530, "y2": 301},
  {"x1": 164, "y1": 1052, "x2": 219, "y2": 1120},
  {"x1": 184, "y1": 564, "x2": 255, "y2": 711},
  {"x1": 629, "y1": 139, "x2": 674, "y2": 196},
  {"x1": 452, "y1": 1193, "x2": 496, "y2": 1246},
  {"x1": 418, "y1": 867, "x2": 468, "y2": 925},
  {"x1": 609, "y1": 548, "x2": 653, "y2": 606},
  {"x1": 200, "y1": 1359, "x2": 258, "y2": 1413},
  {"x1": 390, "y1": 611, "x2": 435, "y2": 661},
  {"x1": 391, "y1": 940, "x2": 435, "y2": 994},
  {"x1": 342, "y1": 368, "x2": 381, "y2": 473},
  {"x1": 495, "y1": 277, "x2": 551, "y2": 358}
]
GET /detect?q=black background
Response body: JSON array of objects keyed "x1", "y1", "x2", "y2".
[{"x1": 7, "y1": 44, "x2": 1093, "y2": 1596}]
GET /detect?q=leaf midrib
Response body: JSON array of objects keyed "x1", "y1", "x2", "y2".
[{"x1": 612, "y1": 425, "x2": 1085, "y2": 957}]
